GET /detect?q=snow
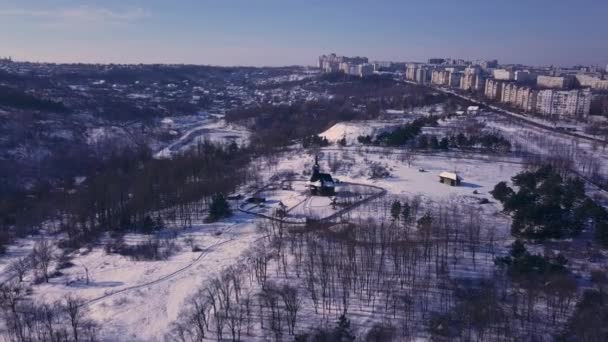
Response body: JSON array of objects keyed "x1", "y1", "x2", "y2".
[
  {"x1": 0, "y1": 115, "x2": 560, "y2": 340},
  {"x1": 32, "y1": 215, "x2": 260, "y2": 341},
  {"x1": 155, "y1": 118, "x2": 250, "y2": 158},
  {"x1": 319, "y1": 121, "x2": 402, "y2": 144}
]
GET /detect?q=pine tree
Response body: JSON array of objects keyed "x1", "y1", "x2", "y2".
[
  {"x1": 390, "y1": 200, "x2": 402, "y2": 221},
  {"x1": 334, "y1": 312, "x2": 356, "y2": 341},
  {"x1": 208, "y1": 193, "x2": 232, "y2": 221}
]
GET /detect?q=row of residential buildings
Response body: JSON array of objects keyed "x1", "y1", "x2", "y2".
[
  {"x1": 484, "y1": 79, "x2": 592, "y2": 119},
  {"x1": 403, "y1": 57, "x2": 603, "y2": 119},
  {"x1": 317, "y1": 54, "x2": 374, "y2": 77}
]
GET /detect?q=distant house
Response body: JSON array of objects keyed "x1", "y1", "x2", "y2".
[
  {"x1": 309, "y1": 156, "x2": 336, "y2": 196},
  {"x1": 466, "y1": 106, "x2": 480, "y2": 115},
  {"x1": 439, "y1": 172, "x2": 462, "y2": 186},
  {"x1": 160, "y1": 117, "x2": 174, "y2": 130}
]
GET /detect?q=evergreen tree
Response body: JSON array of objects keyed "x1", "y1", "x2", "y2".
[
  {"x1": 401, "y1": 202, "x2": 411, "y2": 222},
  {"x1": 334, "y1": 313, "x2": 356, "y2": 342},
  {"x1": 390, "y1": 200, "x2": 402, "y2": 221},
  {"x1": 208, "y1": 193, "x2": 232, "y2": 221},
  {"x1": 490, "y1": 181, "x2": 514, "y2": 202}
]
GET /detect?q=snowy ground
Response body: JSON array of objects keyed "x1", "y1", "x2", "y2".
[
  {"x1": 32, "y1": 213, "x2": 259, "y2": 341},
  {"x1": 155, "y1": 116, "x2": 250, "y2": 158},
  {"x1": 318, "y1": 105, "x2": 445, "y2": 145},
  {"x1": 0, "y1": 146, "x2": 529, "y2": 340}
]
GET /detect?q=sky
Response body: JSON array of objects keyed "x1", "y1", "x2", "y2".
[{"x1": 0, "y1": 0, "x2": 607, "y2": 67}]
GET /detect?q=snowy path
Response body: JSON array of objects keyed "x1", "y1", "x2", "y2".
[{"x1": 83, "y1": 223, "x2": 249, "y2": 307}]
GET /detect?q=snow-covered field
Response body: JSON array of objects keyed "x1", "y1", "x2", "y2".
[
  {"x1": 319, "y1": 121, "x2": 403, "y2": 144},
  {"x1": 0, "y1": 144, "x2": 528, "y2": 340},
  {"x1": 32, "y1": 214, "x2": 259, "y2": 341},
  {"x1": 155, "y1": 117, "x2": 250, "y2": 158}
]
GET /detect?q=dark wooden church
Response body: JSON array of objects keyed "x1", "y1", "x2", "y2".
[{"x1": 308, "y1": 156, "x2": 336, "y2": 196}]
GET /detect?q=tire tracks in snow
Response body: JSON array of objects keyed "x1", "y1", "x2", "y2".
[{"x1": 83, "y1": 222, "x2": 256, "y2": 307}]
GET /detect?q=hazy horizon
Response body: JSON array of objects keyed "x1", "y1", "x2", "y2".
[{"x1": 1, "y1": 0, "x2": 607, "y2": 68}]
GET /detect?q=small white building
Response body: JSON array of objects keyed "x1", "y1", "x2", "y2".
[
  {"x1": 160, "y1": 117, "x2": 175, "y2": 130},
  {"x1": 466, "y1": 106, "x2": 480, "y2": 115}
]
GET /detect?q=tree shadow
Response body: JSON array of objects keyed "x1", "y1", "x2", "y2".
[{"x1": 69, "y1": 280, "x2": 124, "y2": 288}]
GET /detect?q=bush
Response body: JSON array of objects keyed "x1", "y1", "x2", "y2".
[{"x1": 113, "y1": 240, "x2": 178, "y2": 261}]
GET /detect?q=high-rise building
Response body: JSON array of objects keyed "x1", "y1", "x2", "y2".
[
  {"x1": 476, "y1": 59, "x2": 498, "y2": 69},
  {"x1": 460, "y1": 74, "x2": 476, "y2": 91},
  {"x1": 484, "y1": 79, "x2": 504, "y2": 101},
  {"x1": 405, "y1": 64, "x2": 419, "y2": 81},
  {"x1": 516, "y1": 87, "x2": 538, "y2": 113},
  {"x1": 318, "y1": 54, "x2": 368, "y2": 74},
  {"x1": 415, "y1": 67, "x2": 431, "y2": 84},
  {"x1": 501, "y1": 83, "x2": 519, "y2": 105},
  {"x1": 447, "y1": 72, "x2": 462, "y2": 88},
  {"x1": 357, "y1": 64, "x2": 374, "y2": 77},
  {"x1": 475, "y1": 75, "x2": 486, "y2": 92},
  {"x1": 493, "y1": 69, "x2": 514, "y2": 80},
  {"x1": 431, "y1": 69, "x2": 450, "y2": 86},
  {"x1": 575, "y1": 74, "x2": 608, "y2": 90},
  {"x1": 537, "y1": 75, "x2": 573, "y2": 89},
  {"x1": 460, "y1": 67, "x2": 482, "y2": 91},
  {"x1": 536, "y1": 88, "x2": 592, "y2": 118}
]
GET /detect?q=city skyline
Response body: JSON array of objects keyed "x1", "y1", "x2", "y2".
[{"x1": 1, "y1": 0, "x2": 607, "y2": 67}]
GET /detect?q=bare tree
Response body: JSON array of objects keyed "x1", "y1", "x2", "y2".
[
  {"x1": 32, "y1": 239, "x2": 54, "y2": 282},
  {"x1": 64, "y1": 295, "x2": 85, "y2": 341},
  {"x1": 280, "y1": 284, "x2": 301, "y2": 335},
  {"x1": 8, "y1": 257, "x2": 29, "y2": 283}
]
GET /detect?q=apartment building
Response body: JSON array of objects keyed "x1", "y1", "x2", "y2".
[
  {"x1": 576, "y1": 74, "x2": 608, "y2": 90},
  {"x1": 431, "y1": 69, "x2": 450, "y2": 86},
  {"x1": 537, "y1": 75, "x2": 573, "y2": 89},
  {"x1": 493, "y1": 69, "x2": 514, "y2": 80},
  {"x1": 536, "y1": 88, "x2": 592, "y2": 118},
  {"x1": 484, "y1": 79, "x2": 504, "y2": 100}
]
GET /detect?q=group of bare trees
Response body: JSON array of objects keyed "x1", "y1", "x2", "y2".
[
  {"x1": 165, "y1": 192, "x2": 587, "y2": 341},
  {"x1": 168, "y1": 259, "x2": 303, "y2": 342},
  {"x1": 0, "y1": 282, "x2": 97, "y2": 342},
  {"x1": 6, "y1": 239, "x2": 55, "y2": 285}
]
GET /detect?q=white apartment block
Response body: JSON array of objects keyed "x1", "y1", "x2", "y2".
[
  {"x1": 460, "y1": 70, "x2": 485, "y2": 92},
  {"x1": 493, "y1": 69, "x2": 514, "y2": 80},
  {"x1": 460, "y1": 73, "x2": 476, "y2": 91},
  {"x1": 537, "y1": 75, "x2": 573, "y2": 89},
  {"x1": 501, "y1": 83, "x2": 519, "y2": 105},
  {"x1": 431, "y1": 69, "x2": 450, "y2": 86},
  {"x1": 576, "y1": 74, "x2": 608, "y2": 90},
  {"x1": 318, "y1": 54, "x2": 369, "y2": 74},
  {"x1": 536, "y1": 89, "x2": 592, "y2": 118},
  {"x1": 415, "y1": 67, "x2": 431, "y2": 84},
  {"x1": 484, "y1": 79, "x2": 504, "y2": 100},
  {"x1": 516, "y1": 87, "x2": 538, "y2": 113}
]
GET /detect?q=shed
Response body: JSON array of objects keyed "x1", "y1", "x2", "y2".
[
  {"x1": 466, "y1": 106, "x2": 480, "y2": 115},
  {"x1": 439, "y1": 172, "x2": 462, "y2": 186}
]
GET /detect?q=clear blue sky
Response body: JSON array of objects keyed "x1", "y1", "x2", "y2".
[{"x1": 1, "y1": 0, "x2": 606, "y2": 67}]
